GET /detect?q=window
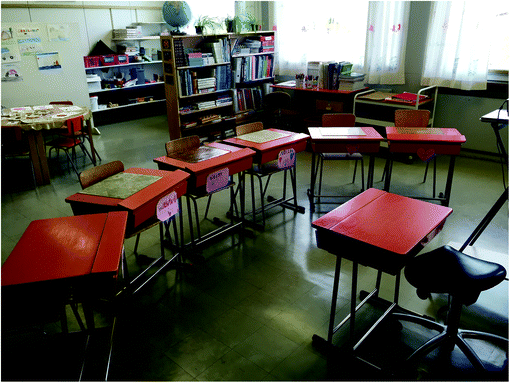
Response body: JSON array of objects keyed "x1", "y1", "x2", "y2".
[
  {"x1": 487, "y1": 7, "x2": 509, "y2": 82},
  {"x1": 274, "y1": 1, "x2": 369, "y2": 76}
]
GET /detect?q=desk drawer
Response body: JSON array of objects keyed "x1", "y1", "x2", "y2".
[{"x1": 316, "y1": 99, "x2": 344, "y2": 113}]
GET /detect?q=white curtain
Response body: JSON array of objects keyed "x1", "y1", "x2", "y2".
[
  {"x1": 364, "y1": 1, "x2": 410, "y2": 84},
  {"x1": 421, "y1": 2, "x2": 493, "y2": 91},
  {"x1": 274, "y1": 1, "x2": 369, "y2": 76}
]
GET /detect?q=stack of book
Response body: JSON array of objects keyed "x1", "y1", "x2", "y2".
[
  {"x1": 199, "y1": 114, "x2": 222, "y2": 124},
  {"x1": 197, "y1": 77, "x2": 216, "y2": 93},
  {"x1": 216, "y1": 95, "x2": 233, "y2": 107},
  {"x1": 182, "y1": 121, "x2": 197, "y2": 129},
  {"x1": 337, "y1": 72, "x2": 366, "y2": 91},
  {"x1": 187, "y1": 52, "x2": 204, "y2": 67},
  {"x1": 196, "y1": 100, "x2": 216, "y2": 110},
  {"x1": 113, "y1": 27, "x2": 141, "y2": 39},
  {"x1": 260, "y1": 35, "x2": 274, "y2": 52},
  {"x1": 317, "y1": 61, "x2": 365, "y2": 91},
  {"x1": 244, "y1": 39, "x2": 262, "y2": 53}
]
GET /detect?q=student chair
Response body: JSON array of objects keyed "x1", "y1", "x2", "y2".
[
  {"x1": 47, "y1": 115, "x2": 95, "y2": 177},
  {"x1": 49, "y1": 101, "x2": 101, "y2": 164},
  {"x1": 1, "y1": 126, "x2": 37, "y2": 189},
  {"x1": 165, "y1": 136, "x2": 237, "y2": 247},
  {"x1": 263, "y1": 91, "x2": 298, "y2": 131},
  {"x1": 382, "y1": 109, "x2": 435, "y2": 194},
  {"x1": 393, "y1": 245, "x2": 508, "y2": 376},
  {"x1": 315, "y1": 113, "x2": 364, "y2": 200},
  {"x1": 236, "y1": 121, "x2": 296, "y2": 228}
]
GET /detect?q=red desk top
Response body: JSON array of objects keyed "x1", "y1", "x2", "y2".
[
  {"x1": 65, "y1": 168, "x2": 189, "y2": 229},
  {"x1": 224, "y1": 128, "x2": 310, "y2": 164},
  {"x1": 386, "y1": 127, "x2": 466, "y2": 143},
  {"x1": 153, "y1": 142, "x2": 256, "y2": 188},
  {"x1": 308, "y1": 126, "x2": 382, "y2": 154},
  {"x1": 386, "y1": 127, "x2": 466, "y2": 155},
  {"x1": 2, "y1": 211, "x2": 128, "y2": 286},
  {"x1": 312, "y1": 188, "x2": 452, "y2": 256}
]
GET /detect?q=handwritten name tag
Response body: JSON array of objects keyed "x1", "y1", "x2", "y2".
[
  {"x1": 278, "y1": 148, "x2": 296, "y2": 169},
  {"x1": 157, "y1": 191, "x2": 179, "y2": 221},
  {"x1": 206, "y1": 168, "x2": 229, "y2": 193}
]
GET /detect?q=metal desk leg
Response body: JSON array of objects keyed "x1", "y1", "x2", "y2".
[
  {"x1": 367, "y1": 154, "x2": 376, "y2": 189},
  {"x1": 442, "y1": 155, "x2": 456, "y2": 207},
  {"x1": 308, "y1": 151, "x2": 317, "y2": 212}
]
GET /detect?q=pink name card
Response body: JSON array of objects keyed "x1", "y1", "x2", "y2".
[
  {"x1": 206, "y1": 167, "x2": 229, "y2": 193},
  {"x1": 157, "y1": 191, "x2": 179, "y2": 221},
  {"x1": 278, "y1": 148, "x2": 296, "y2": 169}
]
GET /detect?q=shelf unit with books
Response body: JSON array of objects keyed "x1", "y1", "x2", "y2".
[
  {"x1": 231, "y1": 31, "x2": 275, "y2": 122},
  {"x1": 160, "y1": 31, "x2": 276, "y2": 140},
  {"x1": 161, "y1": 34, "x2": 236, "y2": 140}
]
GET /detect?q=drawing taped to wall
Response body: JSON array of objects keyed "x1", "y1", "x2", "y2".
[{"x1": 36, "y1": 51, "x2": 62, "y2": 70}]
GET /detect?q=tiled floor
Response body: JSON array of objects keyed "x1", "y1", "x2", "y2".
[{"x1": 1, "y1": 115, "x2": 508, "y2": 381}]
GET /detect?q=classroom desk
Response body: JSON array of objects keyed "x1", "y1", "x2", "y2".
[
  {"x1": 224, "y1": 128, "x2": 309, "y2": 223},
  {"x1": 311, "y1": 189, "x2": 452, "y2": 364},
  {"x1": 65, "y1": 167, "x2": 189, "y2": 293},
  {"x1": 307, "y1": 126, "x2": 383, "y2": 212},
  {"x1": 2, "y1": 211, "x2": 129, "y2": 330},
  {"x1": 384, "y1": 127, "x2": 466, "y2": 206},
  {"x1": 154, "y1": 142, "x2": 256, "y2": 249},
  {"x1": 1, "y1": 104, "x2": 95, "y2": 186}
]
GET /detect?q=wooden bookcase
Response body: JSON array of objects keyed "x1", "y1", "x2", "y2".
[{"x1": 160, "y1": 31, "x2": 275, "y2": 140}]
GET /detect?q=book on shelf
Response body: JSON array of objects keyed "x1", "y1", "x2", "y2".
[
  {"x1": 234, "y1": 87, "x2": 263, "y2": 113},
  {"x1": 173, "y1": 39, "x2": 187, "y2": 67},
  {"x1": 204, "y1": 38, "x2": 230, "y2": 64}
]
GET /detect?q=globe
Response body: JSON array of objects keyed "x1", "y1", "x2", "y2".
[{"x1": 162, "y1": 1, "x2": 192, "y2": 34}]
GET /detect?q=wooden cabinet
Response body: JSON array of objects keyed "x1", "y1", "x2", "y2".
[{"x1": 160, "y1": 31, "x2": 275, "y2": 140}]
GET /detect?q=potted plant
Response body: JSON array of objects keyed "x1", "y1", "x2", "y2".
[
  {"x1": 224, "y1": 15, "x2": 235, "y2": 33},
  {"x1": 194, "y1": 15, "x2": 220, "y2": 35}
]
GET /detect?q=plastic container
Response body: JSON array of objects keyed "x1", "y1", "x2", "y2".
[
  {"x1": 86, "y1": 74, "x2": 101, "y2": 92},
  {"x1": 89, "y1": 96, "x2": 99, "y2": 111}
]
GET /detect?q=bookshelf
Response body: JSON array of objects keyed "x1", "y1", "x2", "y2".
[{"x1": 160, "y1": 31, "x2": 275, "y2": 140}]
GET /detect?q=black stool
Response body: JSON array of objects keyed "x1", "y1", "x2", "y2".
[{"x1": 394, "y1": 245, "x2": 508, "y2": 373}]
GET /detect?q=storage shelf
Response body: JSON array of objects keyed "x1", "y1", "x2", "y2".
[
  {"x1": 92, "y1": 99, "x2": 165, "y2": 113},
  {"x1": 88, "y1": 81, "x2": 164, "y2": 94},
  {"x1": 179, "y1": 89, "x2": 232, "y2": 99},
  {"x1": 232, "y1": 51, "x2": 274, "y2": 58},
  {"x1": 112, "y1": 36, "x2": 161, "y2": 41},
  {"x1": 85, "y1": 60, "x2": 162, "y2": 70},
  {"x1": 180, "y1": 102, "x2": 233, "y2": 115},
  {"x1": 177, "y1": 62, "x2": 231, "y2": 70}
]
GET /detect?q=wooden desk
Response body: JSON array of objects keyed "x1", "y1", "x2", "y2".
[
  {"x1": 154, "y1": 142, "x2": 256, "y2": 249},
  {"x1": 272, "y1": 81, "x2": 369, "y2": 115},
  {"x1": 2, "y1": 211, "x2": 129, "y2": 330},
  {"x1": 65, "y1": 168, "x2": 189, "y2": 293},
  {"x1": 224, "y1": 128, "x2": 310, "y2": 222},
  {"x1": 312, "y1": 189, "x2": 452, "y2": 361},
  {"x1": 384, "y1": 127, "x2": 466, "y2": 206},
  {"x1": 1, "y1": 105, "x2": 94, "y2": 185},
  {"x1": 307, "y1": 126, "x2": 383, "y2": 212}
]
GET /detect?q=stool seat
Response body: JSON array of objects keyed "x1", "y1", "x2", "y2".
[{"x1": 405, "y1": 245, "x2": 506, "y2": 305}]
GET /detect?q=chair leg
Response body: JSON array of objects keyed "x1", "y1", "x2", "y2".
[{"x1": 360, "y1": 158, "x2": 365, "y2": 191}]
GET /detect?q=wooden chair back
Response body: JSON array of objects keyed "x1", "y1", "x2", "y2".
[
  {"x1": 165, "y1": 135, "x2": 201, "y2": 156},
  {"x1": 49, "y1": 101, "x2": 73, "y2": 105},
  {"x1": 79, "y1": 160, "x2": 124, "y2": 189},
  {"x1": 236, "y1": 121, "x2": 264, "y2": 136},
  {"x1": 322, "y1": 113, "x2": 356, "y2": 127},
  {"x1": 394, "y1": 109, "x2": 430, "y2": 127},
  {"x1": 263, "y1": 91, "x2": 291, "y2": 110}
]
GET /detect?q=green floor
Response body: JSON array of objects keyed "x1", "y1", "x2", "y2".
[{"x1": 1, "y1": 115, "x2": 508, "y2": 381}]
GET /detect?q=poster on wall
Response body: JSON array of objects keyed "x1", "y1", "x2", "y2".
[
  {"x1": 47, "y1": 24, "x2": 70, "y2": 41},
  {"x1": 17, "y1": 26, "x2": 43, "y2": 56},
  {"x1": 36, "y1": 52, "x2": 62, "y2": 71},
  {"x1": 1, "y1": 27, "x2": 21, "y2": 63},
  {"x1": 1, "y1": 64, "x2": 23, "y2": 82}
]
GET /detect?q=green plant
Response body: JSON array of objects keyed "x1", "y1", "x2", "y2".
[{"x1": 194, "y1": 15, "x2": 221, "y2": 34}]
